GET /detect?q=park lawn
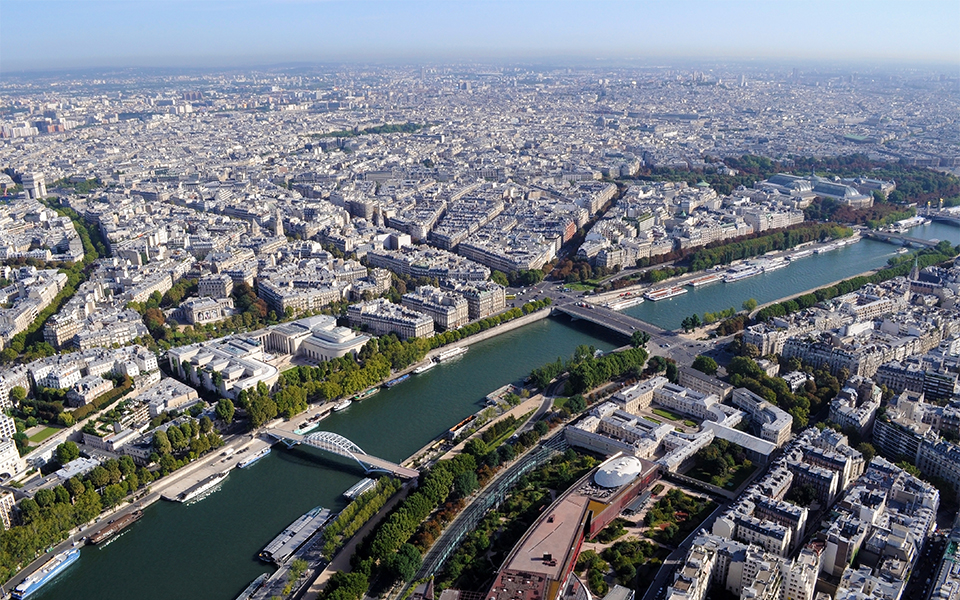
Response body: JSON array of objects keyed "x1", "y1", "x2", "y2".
[
  {"x1": 553, "y1": 397, "x2": 568, "y2": 409},
  {"x1": 645, "y1": 416, "x2": 662, "y2": 425},
  {"x1": 725, "y1": 463, "x2": 758, "y2": 489},
  {"x1": 687, "y1": 461, "x2": 758, "y2": 491},
  {"x1": 566, "y1": 283, "x2": 596, "y2": 291},
  {"x1": 28, "y1": 426, "x2": 60, "y2": 444},
  {"x1": 652, "y1": 407, "x2": 685, "y2": 422},
  {"x1": 683, "y1": 420, "x2": 698, "y2": 428},
  {"x1": 673, "y1": 500, "x2": 718, "y2": 539}
]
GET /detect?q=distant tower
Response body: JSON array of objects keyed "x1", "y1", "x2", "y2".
[
  {"x1": 249, "y1": 218, "x2": 261, "y2": 237},
  {"x1": 274, "y1": 211, "x2": 284, "y2": 238},
  {"x1": 21, "y1": 172, "x2": 46, "y2": 200},
  {"x1": 909, "y1": 257, "x2": 920, "y2": 281}
]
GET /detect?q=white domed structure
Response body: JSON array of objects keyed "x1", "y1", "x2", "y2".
[{"x1": 594, "y1": 455, "x2": 645, "y2": 489}]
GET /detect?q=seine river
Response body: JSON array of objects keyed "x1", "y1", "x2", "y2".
[
  {"x1": 33, "y1": 221, "x2": 958, "y2": 600},
  {"x1": 34, "y1": 318, "x2": 618, "y2": 600},
  {"x1": 626, "y1": 222, "x2": 959, "y2": 330}
]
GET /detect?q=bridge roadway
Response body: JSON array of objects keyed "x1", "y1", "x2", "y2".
[
  {"x1": 263, "y1": 428, "x2": 420, "y2": 479},
  {"x1": 554, "y1": 302, "x2": 667, "y2": 338},
  {"x1": 553, "y1": 301, "x2": 700, "y2": 366},
  {"x1": 863, "y1": 230, "x2": 939, "y2": 247},
  {"x1": 929, "y1": 211, "x2": 960, "y2": 226}
]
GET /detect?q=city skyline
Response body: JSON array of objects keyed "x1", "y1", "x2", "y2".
[{"x1": 1, "y1": 0, "x2": 959, "y2": 73}]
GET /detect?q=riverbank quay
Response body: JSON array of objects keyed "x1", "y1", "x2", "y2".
[
  {"x1": 747, "y1": 269, "x2": 881, "y2": 320},
  {"x1": 0, "y1": 309, "x2": 553, "y2": 593},
  {"x1": 586, "y1": 239, "x2": 832, "y2": 305}
]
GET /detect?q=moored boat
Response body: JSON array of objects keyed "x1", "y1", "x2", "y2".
[
  {"x1": 384, "y1": 374, "x2": 410, "y2": 388},
  {"x1": 12, "y1": 548, "x2": 80, "y2": 599},
  {"x1": 259, "y1": 506, "x2": 331, "y2": 565},
  {"x1": 413, "y1": 361, "x2": 436, "y2": 375},
  {"x1": 333, "y1": 399, "x2": 352, "y2": 412},
  {"x1": 88, "y1": 510, "x2": 143, "y2": 545},
  {"x1": 606, "y1": 295, "x2": 645, "y2": 310},
  {"x1": 435, "y1": 346, "x2": 468, "y2": 362},
  {"x1": 723, "y1": 265, "x2": 761, "y2": 282},
  {"x1": 350, "y1": 387, "x2": 379, "y2": 402},
  {"x1": 235, "y1": 573, "x2": 269, "y2": 600},
  {"x1": 760, "y1": 258, "x2": 788, "y2": 272},
  {"x1": 686, "y1": 273, "x2": 722, "y2": 288},
  {"x1": 176, "y1": 471, "x2": 229, "y2": 503},
  {"x1": 237, "y1": 447, "x2": 271, "y2": 469},
  {"x1": 644, "y1": 286, "x2": 688, "y2": 301}
]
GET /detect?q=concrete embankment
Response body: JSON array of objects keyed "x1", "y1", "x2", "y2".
[{"x1": 425, "y1": 308, "x2": 552, "y2": 358}]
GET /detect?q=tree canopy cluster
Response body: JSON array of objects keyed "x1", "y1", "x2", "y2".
[
  {"x1": 317, "y1": 122, "x2": 425, "y2": 138},
  {"x1": 691, "y1": 355, "x2": 718, "y2": 376},
  {"x1": 366, "y1": 456, "x2": 473, "y2": 563},
  {"x1": 149, "y1": 415, "x2": 224, "y2": 474},
  {"x1": 0, "y1": 201, "x2": 106, "y2": 365},
  {"x1": 0, "y1": 454, "x2": 156, "y2": 582},
  {"x1": 130, "y1": 281, "x2": 270, "y2": 350},
  {"x1": 728, "y1": 356, "x2": 841, "y2": 431},
  {"x1": 550, "y1": 258, "x2": 619, "y2": 285},
  {"x1": 632, "y1": 154, "x2": 960, "y2": 204},
  {"x1": 687, "y1": 223, "x2": 853, "y2": 272},
  {"x1": 642, "y1": 488, "x2": 714, "y2": 545},
  {"x1": 436, "y1": 451, "x2": 597, "y2": 592},
  {"x1": 321, "y1": 477, "x2": 403, "y2": 557},
  {"x1": 221, "y1": 299, "x2": 552, "y2": 430},
  {"x1": 566, "y1": 346, "x2": 648, "y2": 394},
  {"x1": 691, "y1": 439, "x2": 750, "y2": 486},
  {"x1": 804, "y1": 198, "x2": 916, "y2": 229}
]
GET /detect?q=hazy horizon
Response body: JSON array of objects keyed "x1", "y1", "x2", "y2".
[{"x1": 1, "y1": 0, "x2": 958, "y2": 75}]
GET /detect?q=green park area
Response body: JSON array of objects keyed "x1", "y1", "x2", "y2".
[
  {"x1": 643, "y1": 488, "x2": 716, "y2": 545},
  {"x1": 686, "y1": 439, "x2": 757, "y2": 490},
  {"x1": 27, "y1": 426, "x2": 60, "y2": 444},
  {"x1": 651, "y1": 407, "x2": 686, "y2": 422},
  {"x1": 577, "y1": 536, "x2": 668, "y2": 598}
]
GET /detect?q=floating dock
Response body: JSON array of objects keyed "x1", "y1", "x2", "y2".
[
  {"x1": 343, "y1": 477, "x2": 377, "y2": 500},
  {"x1": 259, "y1": 506, "x2": 332, "y2": 565}
]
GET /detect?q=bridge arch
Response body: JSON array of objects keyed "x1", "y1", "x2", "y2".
[
  {"x1": 301, "y1": 431, "x2": 369, "y2": 471},
  {"x1": 263, "y1": 427, "x2": 419, "y2": 478}
]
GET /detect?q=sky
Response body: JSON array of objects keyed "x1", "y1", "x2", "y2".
[{"x1": 1, "y1": 0, "x2": 958, "y2": 73}]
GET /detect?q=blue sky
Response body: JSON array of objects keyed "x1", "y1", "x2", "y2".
[{"x1": 1, "y1": 0, "x2": 957, "y2": 72}]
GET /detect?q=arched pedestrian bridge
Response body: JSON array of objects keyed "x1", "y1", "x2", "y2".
[{"x1": 263, "y1": 429, "x2": 420, "y2": 479}]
